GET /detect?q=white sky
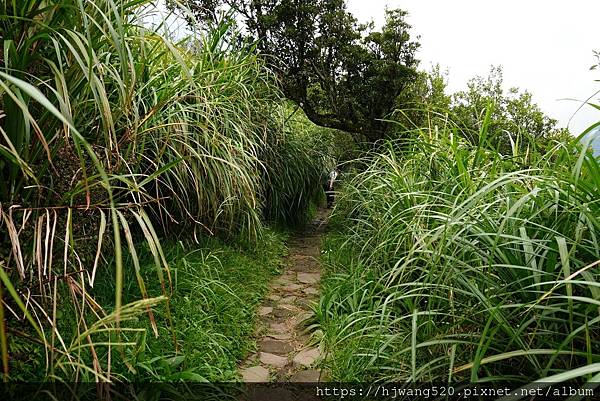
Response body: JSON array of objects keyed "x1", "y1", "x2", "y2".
[{"x1": 347, "y1": 0, "x2": 600, "y2": 135}]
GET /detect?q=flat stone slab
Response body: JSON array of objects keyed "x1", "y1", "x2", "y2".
[
  {"x1": 242, "y1": 365, "x2": 270, "y2": 382},
  {"x1": 268, "y1": 294, "x2": 282, "y2": 301},
  {"x1": 289, "y1": 257, "x2": 320, "y2": 272},
  {"x1": 258, "y1": 306, "x2": 273, "y2": 316},
  {"x1": 266, "y1": 332, "x2": 293, "y2": 340},
  {"x1": 296, "y1": 299, "x2": 317, "y2": 308},
  {"x1": 302, "y1": 287, "x2": 319, "y2": 295},
  {"x1": 268, "y1": 322, "x2": 288, "y2": 333},
  {"x1": 243, "y1": 353, "x2": 259, "y2": 364},
  {"x1": 291, "y1": 255, "x2": 319, "y2": 262},
  {"x1": 281, "y1": 296, "x2": 297, "y2": 303},
  {"x1": 273, "y1": 306, "x2": 295, "y2": 318},
  {"x1": 290, "y1": 264, "x2": 320, "y2": 273},
  {"x1": 274, "y1": 276, "x2": 295, "y2": 286},
  {"x1": 293, "y1": 347, "x2": 320, "y2": 367},
  {"x1": 290, "y1": 254, "x2": 316, "y2": 262},
  {"x1": 289, "y1": 369, "x2": 323, "y2": 382},
  {"x1": 293, "y1": 312, "x2": 314, "y2": 328},
  {"x1": 281, "y1": 283, "x2": 303, "y2": 292},
  {"x1": 297, "y1": 273, "x2": 320, "y2": 284},
  {"x1": 259, "y1": 339, "x2": 294, "y2": 354},
  {"x1": 260, "y1": 352, "x2": 288, "y2": 368}
]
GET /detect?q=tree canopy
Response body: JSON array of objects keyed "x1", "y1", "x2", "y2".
[
  {"x1": 172, "y1": 0, "x2": 421, "y2": 141},
  {"x1": 451, "y1": 66, "x2": 569, "y2": 153}
]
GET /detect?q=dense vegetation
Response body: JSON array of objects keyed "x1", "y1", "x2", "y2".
[
  {"x1": 0, "y1": 0, "x2": 328, "y2": 382},
  {"x1": 175, "y1": 0, "x2": 421, "y2": 140},
  {"x1": 319, "y1": 117, "x2": 600, "y2": 384},
  {"x1": 1, "y1": 0, "x2": 599, "y2": 393}
]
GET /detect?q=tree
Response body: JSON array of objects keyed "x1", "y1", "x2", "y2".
[
  {"x1": 391, "y1": 64, "x2": 451, "y2": 130},
  {"x1": 451, "y1": 66, "x2": 567, "y2": 153},
  {"x1": 171, "y1": 1, "x2": 421, "y2": 141}
]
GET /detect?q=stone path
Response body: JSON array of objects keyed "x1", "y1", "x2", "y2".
[{"x1": 240, "y1": 209, "x2": 329, "y2": 384}]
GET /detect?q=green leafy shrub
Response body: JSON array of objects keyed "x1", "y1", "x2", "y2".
[
  {"x1": 319, "y1": 114, "x2": 600, "y2": 384},
  {"x1": 0, "y1": 0, "x2": 321, "y2": 381}
]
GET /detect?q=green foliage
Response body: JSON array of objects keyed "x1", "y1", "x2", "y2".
[
  {"x1": 318, "y1": 114, "x2": 600, "y2": 384},
  {"x1": 262, "y1": 133, "x2": 323, "y2": 226},
  {"x1": 176, "y1": 1, "x2": 421, "y2": 140},
  {"x1": 590, "y1": 50, "x2": 600, "y2": 70},
  {"x1": 392, "y1": 64, "x2": 452, "y2": 131},
  {"x1": 286, "y1": 107, "x2": 359, "y2": 164},
  {"x1": 0, "y1": 0, "x2": 324, "y2": 381},
  {"x1": 11, "y1": 229, "x2": 287, "y2": 382},
  {"x1": 121, "y1": 229, "x2": 287, "y2": 381},
  {"x1": 261, "y1": 104, "x2": 358, "y2": 225},
  {"x1": 452, "y1": 66, "x2": 569, "y2": 153}
]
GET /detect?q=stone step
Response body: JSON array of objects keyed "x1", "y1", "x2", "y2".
[
  {"x1": 242, "y1": 365, "x2": 270, "y2": 382},
  {"x1": 297, "y1": 272, "x2": 321, "y2": 284},
  {"x1": 293, "y1": 347, "x2": 320, "y2": 367},
  {"x1": 289, "y1": 369, "x2": 324, "y2": 382},
  {"x1": 258, "y1": 306, "x2": 273, "y2": 316},
  {"x1": 259, "y1": 339, "x2": 294, "y2": 354},
  {"x1": 259, "y1": 352, "x2": 288, "y2": 368}
]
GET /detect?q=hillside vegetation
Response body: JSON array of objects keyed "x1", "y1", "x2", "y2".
[
  {"x1": 319, "y1": 116, "x2": 600, "y2": 384},
  {"x1": 1, "y1": 0, "x2": 599, "y2": 393},
  {"x1": 0, "y1": 0, "x2": 328, "y2": 382}
]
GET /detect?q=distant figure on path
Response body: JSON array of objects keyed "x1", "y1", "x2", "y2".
[{"x1": 323, "y1": 168, "x2": 339, "y2": 208}]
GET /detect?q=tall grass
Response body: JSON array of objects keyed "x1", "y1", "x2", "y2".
[
  {"x1": 0, "y1": 0, "x2": 323, "y2": 381},
  {"x1": 319, "y1": 114, "x2": 600, "y2": 385},
  {"x1": 262, "y1": 106, "x2": 348, "y2": 225},
  {"x1": 93, "y1": 230, "x2": 287, "y2": 383}
]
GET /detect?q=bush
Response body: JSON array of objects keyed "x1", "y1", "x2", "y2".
[
  {"x1": 319, "y1": 116, "x2": 600, "y2": 384},
  {"x1": 0, "y1": 0, "x2": 323, "y2": 381}
]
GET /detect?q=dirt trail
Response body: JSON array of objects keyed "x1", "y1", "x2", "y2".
[{"x1": 239, "y1": 208, "x2": 329, "y2": 383}]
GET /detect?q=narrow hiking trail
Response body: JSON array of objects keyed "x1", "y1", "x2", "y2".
[{"x1": 240, "y1": 208, "x2": 329, "y2": 383}]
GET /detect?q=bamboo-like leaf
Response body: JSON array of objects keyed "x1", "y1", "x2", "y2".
[
  {"x1": 2, "y1": 209, "x2": 25, "y2": 279},
  {"x1": 0, "y1": 267, "x2": 8, "y2": 381},
  {"x1": 116, "y1": 211, "x2": 158, "y2": 337},
  {"x1": 0, "y1": 262, "x2": 45, "y2": 341},
  {"x1": 89, "y1": 210, "x2": 107, "y2": 288}
]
